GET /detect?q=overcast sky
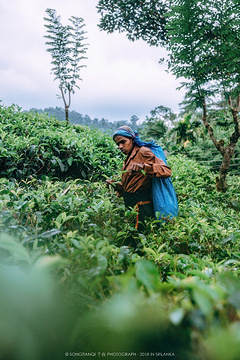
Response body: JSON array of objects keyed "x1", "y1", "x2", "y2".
[{"x1": 0, "y1": 0, "x2": 186, "y2": 122}]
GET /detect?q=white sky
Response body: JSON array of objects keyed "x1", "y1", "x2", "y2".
[{"x1": 0, "y1": 0, "x2": 185, "y2": 122}]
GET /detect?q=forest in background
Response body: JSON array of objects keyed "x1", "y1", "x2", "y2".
[{"x1": 29, "y1": 106, "x2": 138, "y2": 132}]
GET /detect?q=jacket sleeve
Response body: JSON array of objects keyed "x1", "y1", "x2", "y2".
[{"x1": 140, "y1": 147, "x2": 172, "y2": 178}]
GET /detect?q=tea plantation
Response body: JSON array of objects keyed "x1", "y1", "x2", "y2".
[{"x1": 0, "y1": 105, "x2": 240, "y2": 360}]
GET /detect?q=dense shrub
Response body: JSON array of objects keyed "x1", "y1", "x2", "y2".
[
  {"x1": 0, "y1": 104, "x2": 240, "y2": 359},
  {"x1": 0, "y1": 104, "x2": 122, "y2": 181}
]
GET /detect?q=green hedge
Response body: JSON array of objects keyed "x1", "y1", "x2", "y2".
[
  {"x1": 0, "y1": 104, "x2": 240, "y2": 359},
  {"x1": 0, "y1": 104, "x2": 122, "y2": 181}
]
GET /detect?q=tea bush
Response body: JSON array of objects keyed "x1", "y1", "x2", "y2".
[
  {"x1": 0, "y1": 105, "x2": 240, "y2": 359},
  {"x1": 1, "y1": 234, "x2": 240, "y2": 360},
  {"x1": 0, "y1": 104, "x2": 122, "y2": 181}
]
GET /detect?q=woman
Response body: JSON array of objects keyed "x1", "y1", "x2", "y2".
[{"x1": 106, "y1": 126, "x2": 172, "y2": 231}]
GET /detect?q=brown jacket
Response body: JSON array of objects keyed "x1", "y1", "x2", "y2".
[{"x1": 117, "y1": 145, "x2": 172, "y2": 194}]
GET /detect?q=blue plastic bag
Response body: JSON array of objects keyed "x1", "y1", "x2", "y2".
[{"x1": 151, "y1": 146, "x2": 178, "y2": 221}]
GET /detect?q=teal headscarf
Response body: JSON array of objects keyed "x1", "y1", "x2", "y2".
[{"x1": 113, "y1": 126, "x2": 167, "y2": 163}]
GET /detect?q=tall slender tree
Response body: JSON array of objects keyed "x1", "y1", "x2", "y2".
[{"x1": 44, "y1": 9, "x2": 88, "y2": 123}]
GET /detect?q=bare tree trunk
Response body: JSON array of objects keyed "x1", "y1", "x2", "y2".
[
  {"x1": 216, "y1": 147, "x2": 233, "y2": 192},
  {"x1": 60, "y1": 87, "x2": 71, "y2": 124},
  {"x1": 65, "y1": 105, "x2": 69, "y2": 123},
  {"x1": 201, "y1": 96, "x2": 240, "y2": 192}
]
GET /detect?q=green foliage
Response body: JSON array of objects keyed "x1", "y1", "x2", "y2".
[
  {"x1": 1, "y1": 233, "x2": 240, "y2": 359},
  {"x1": 0, "y1": 104, "x2": 122, "y2": 181},
  {"x1": 163, "y1": 0, "x2": 240, "y2": 190},
  {"x1": 165, "y1": 0, "x2": 240, "y2": 102},
  {"x1": 139, "y1": 106, "x2": 175, "y2": 141},
  {"x1": 97, "y1": 0, "x2": 240, "y2": 191},
  {"x1": 99, "y1": 0, "x2": 239, "y2": 103},
  {"x1": 0, "y1": 104, "x2": 240, "y2": 358},
  {"x1": 163, "y1": 109, "x2": 240, "y2": 176},
  {"x1": 97, "y1": 0, "x2": 168, "y2": 46},
  {"x1": 168, "y1": 112, "x2": 202, "y2": 145},
  {"x1": 98, "y1": 0, "x2": 240, "y2": 99},
  {"x1": 0, "y1": 234, "x2": 74, "y2": 360}
]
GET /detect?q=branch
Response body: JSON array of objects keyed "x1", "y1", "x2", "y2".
[
  {"x1": 201, "y1": 98, "x2": 225, "y2": 155},
  {"x1": 237, "y1": 94, "x2": 240, "y2": 112},
  {"x1": 60, "y1": 86, "x2": 67, "y2": 107},
  {"x1": 229, "y1": 94, "x2": 240, "y2": 125},
  {"x1": 68, "y1": 89, "x2": 71, "y2": 108},
  {"x1": 229, "y1": 94, "x2": 240, "y2": 146}
]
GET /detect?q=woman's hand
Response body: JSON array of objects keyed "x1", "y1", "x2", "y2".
[
  {"x1": 106, "y1": 179, "x2": 114, "y2": 187},
  {"x1": 129, "y1": 162, "x2": 144, "y2": 172},
  {"x1": 106, "y1": 179, "x2": 122, "y2": 191}
]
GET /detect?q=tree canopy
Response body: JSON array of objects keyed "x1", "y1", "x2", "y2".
[
  {"x1": 164, "y1": 0, "x2": 240, "y2": 191},
  {"x1": 97, "y1": 0, "x2": 168, "y2": 46},
  {"x1": 164, "y1": 0, "x2": 240, "y2": 103},
  {"x1": 97, "y1": 0, "x2": 240, "y2": 191},
  {"x1": 97, "y1": 0, "x2": 240, "y2": 101}
]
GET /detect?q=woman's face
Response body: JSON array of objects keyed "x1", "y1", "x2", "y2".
[{"x1": 114, "y1": 135, "x2": 134, "y2": 155}]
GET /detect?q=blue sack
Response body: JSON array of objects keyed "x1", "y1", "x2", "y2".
[{"x1": 151, "y1": 146, "x2": 178, "y2": 221}]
